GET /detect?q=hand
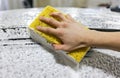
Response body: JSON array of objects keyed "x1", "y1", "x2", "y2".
[{"x1": 37, "y1": 12, "x2": 94, "y2": 51}]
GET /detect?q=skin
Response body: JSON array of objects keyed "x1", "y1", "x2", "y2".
[{"x1": 36, "y1": 12, "x2": 120, "y2": 52}]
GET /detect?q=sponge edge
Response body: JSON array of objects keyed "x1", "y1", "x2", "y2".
[
  {"x1": 28, "y1": 6, "x2": 90, "y2": 70},
  {"x1": 29, "y1": 28, "x2": 79, "y2": 70}
]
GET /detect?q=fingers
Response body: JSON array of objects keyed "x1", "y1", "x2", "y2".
[
  {"x1": 37, "y1": 26, "x2": 58, "y2": 35},
  {"x1": 40, "y1": 13, "x2": 75, "y2": 29},
  {"x1": 53, "y1": 44, "x2": 86, "y2": 51},
  {"x1": 53, "y1": 44, "x2": 66, "y2": 50},
  {"x1": 40, "y1": 17, "x2": 60, "y2": 28},
  {"x1": 70, "y1": 45, "x2": 86, "y2": 51},
  {"x1": 51, "y1": 13, "x2": 75, "y2": 22},
  {"x1": 50, "y1": 12, "x2": 67, "y2": 21},
  {"x1": 53, "y1": 44, "x2": 70, "y2": 51}
]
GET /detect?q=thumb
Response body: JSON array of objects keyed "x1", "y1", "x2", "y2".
[{"x1": 52, "y1": 44, "x2": 69, "y2": 51}]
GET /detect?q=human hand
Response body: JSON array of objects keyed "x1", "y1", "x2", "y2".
[{"x1": 37, "y1": 12, "x2": 94, "y2": 51}]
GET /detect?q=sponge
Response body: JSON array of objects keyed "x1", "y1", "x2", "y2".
[{"x1": 29, "y1": 6, "x2": 90, "y2": 69}]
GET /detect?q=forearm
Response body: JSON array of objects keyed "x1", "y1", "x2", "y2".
[
  {"x1": 87, "y1": 31, "x2": 120, "y2": 51},
  {"x1": 37, "y1": 12, "x2": 120, "y2": 52}
]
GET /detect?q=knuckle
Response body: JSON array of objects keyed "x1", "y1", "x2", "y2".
[
  {"x1": 63, "y1": 47, "x2": 69, "y2": 51},
  {"x1": 56, "y1": 30, "x2": 63, "y2": 36},
  {"x1": 47, "y1": 18, "x2": 52, "y2": 23},
  {"x1": 46, "y1": 27, "x2": 51, "y2": 32},
  {"x1": 66, "y1": 18, "x2": 72, "y2": 22},
  {"x1": 47, "y1": 18, "x2": 56, "y2": 25},
  {"x1": 57, "y1": 12, "x2": 62, "y2": 16},
  {"x1": 61, "y1": 22, "x2": 68, "y2": 27}
]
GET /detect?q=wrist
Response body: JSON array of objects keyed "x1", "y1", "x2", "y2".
[{"x1": 85, "y1": 30, "x2": 102, "y2": 47}]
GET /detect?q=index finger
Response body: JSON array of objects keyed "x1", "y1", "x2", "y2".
[
  {"x1": 40, "y1": 16, "x2": 60, "y2": 28},
  {"x1": 36, "y1": 26, "x2": 58, "y2": 36}
]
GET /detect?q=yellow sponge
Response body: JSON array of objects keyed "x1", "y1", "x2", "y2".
[{"x1": 29, "y1": 6, "x2": 90, "y2": 66}]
